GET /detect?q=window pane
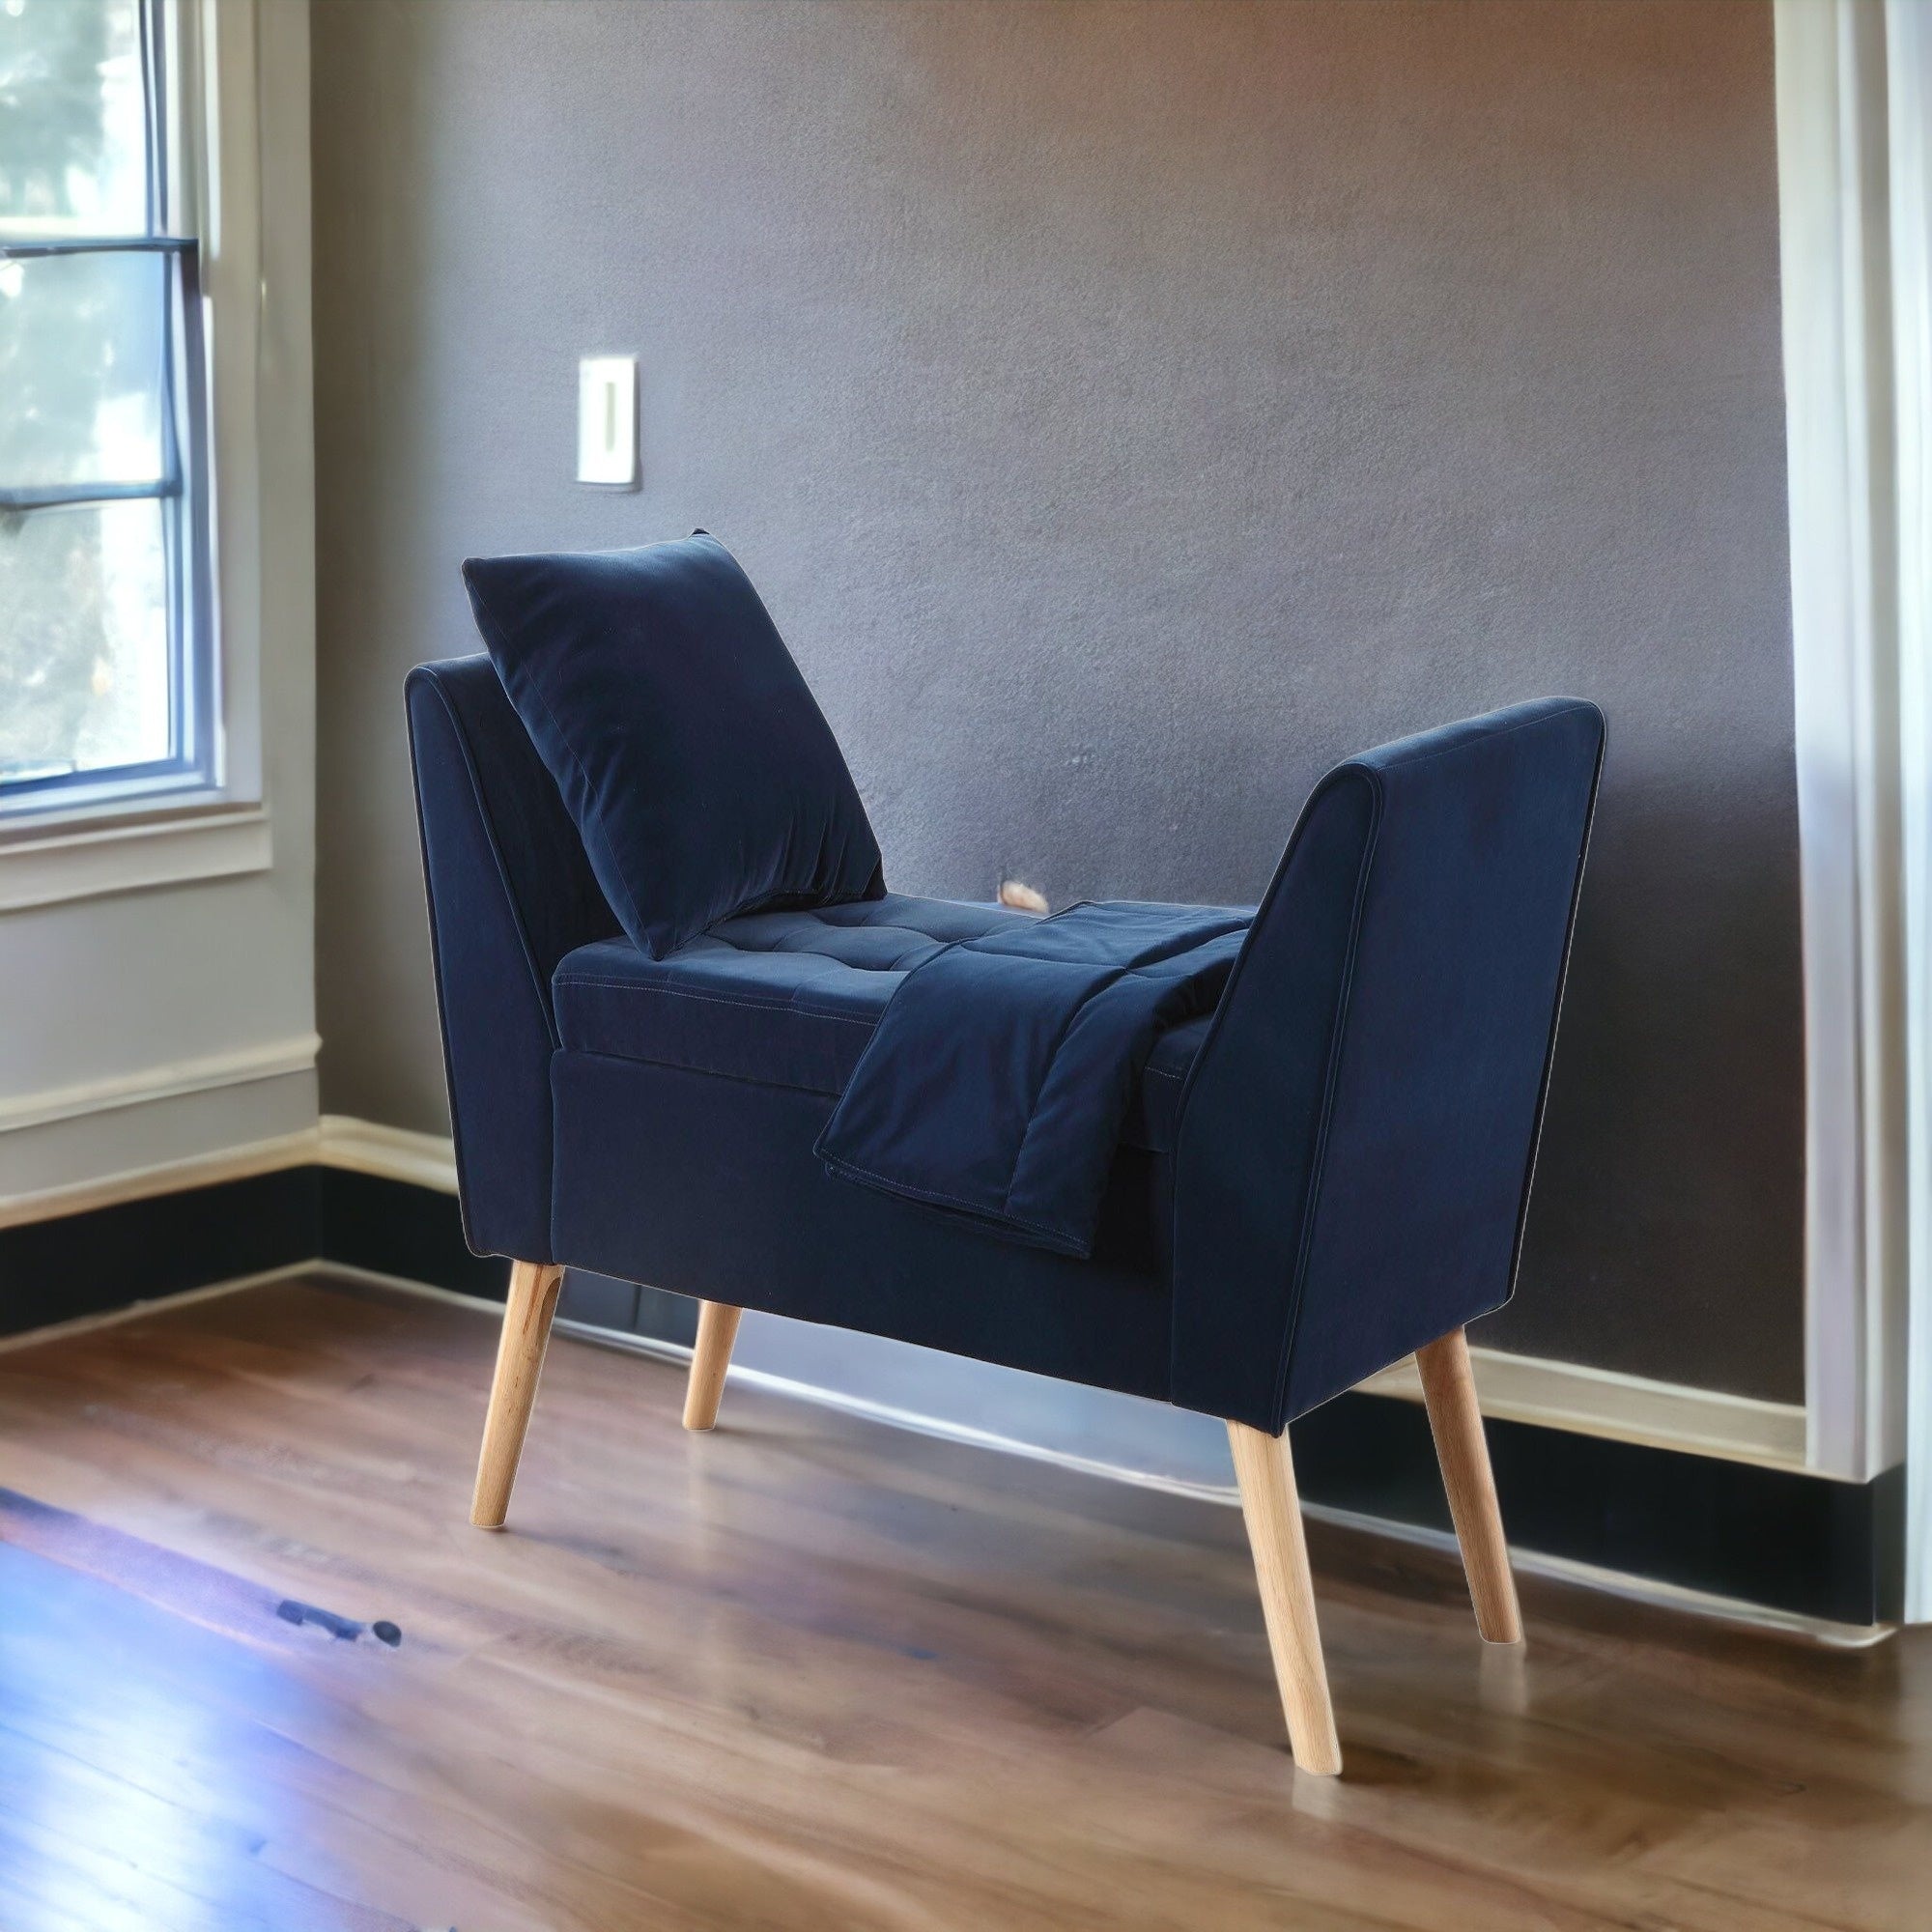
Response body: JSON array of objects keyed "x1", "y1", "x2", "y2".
[
  {"x1": 0, "y1": 0, "x2": 149, "y2": 237},
  {"x1": 0, "y1": 245, "x2": 168, "y2": 490},
  {"x1": 0, "y1": 498, "x2": 171, "y2": 782}
]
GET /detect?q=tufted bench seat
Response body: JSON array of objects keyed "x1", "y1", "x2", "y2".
[
  {"x1": 410, "y1": 609, "x2": 1602, "y2": 1778},
  {"x1": 552, "y1": 894, "x2": 1210, "y2": 1154}
]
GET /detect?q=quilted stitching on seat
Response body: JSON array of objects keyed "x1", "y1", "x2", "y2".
[{"x1": 553, "y1": 894, "x2": 1208, "y2": 1151}]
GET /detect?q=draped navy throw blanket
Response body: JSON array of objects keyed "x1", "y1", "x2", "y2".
[{"x1": 816, "y1": 901, "x2": 1251, "y2": 1256}]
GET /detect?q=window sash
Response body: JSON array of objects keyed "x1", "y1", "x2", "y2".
[
  {"x1": 0, "y1": 0, "x2": 213, "y2": 809},
  {"x1": 0, "y1": 235, "x2": 197, "y2": 512}
]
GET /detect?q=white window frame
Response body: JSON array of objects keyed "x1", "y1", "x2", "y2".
[{"x1": 0, "y1": 0, "x2": 272, "y2": 909}]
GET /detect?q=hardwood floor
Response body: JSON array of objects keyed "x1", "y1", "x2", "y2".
[{"x1": 0, "y1": 1273, "x2": 1926, "y2": 1931}]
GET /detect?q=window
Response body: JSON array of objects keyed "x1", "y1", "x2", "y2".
[{"x1": 0, "y1": 0, "x2": 211, "y2": 810}]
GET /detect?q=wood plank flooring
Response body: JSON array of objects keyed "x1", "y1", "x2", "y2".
[{"x1": 0, "y1": 1272, "x2": 1925, "y2": 1930}]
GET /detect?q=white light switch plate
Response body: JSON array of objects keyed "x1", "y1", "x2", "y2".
[{"x1": 577, "y1": 355, "x2": 639, "y2": 487}]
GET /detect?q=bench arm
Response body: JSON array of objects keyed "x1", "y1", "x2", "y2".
[
  {"x1": 407, "y1": 657, "x2": 620, "y2": 1261},
  {"x1": 1168, "y1": 698, "x2": 1605, "y2": 1434}
]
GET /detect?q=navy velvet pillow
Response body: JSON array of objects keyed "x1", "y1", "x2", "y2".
[{"x1": 462, "y1": 533, "x2": 885, "y2": 959}]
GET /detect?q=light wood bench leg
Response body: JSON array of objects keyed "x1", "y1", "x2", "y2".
[
  {"x1": 1227, "y1": 1419, "x2": 1343, "y2": 1776},
  {"x1": 470, "y1": 1260, "x2": 564, "y2": 1529},
  {"x1": 1416, "y1": 1327, "x2": 1523, "y2": 1643},
  {"x1": 683, "y1": 1301, "x2": 743, "y2": 1432}
]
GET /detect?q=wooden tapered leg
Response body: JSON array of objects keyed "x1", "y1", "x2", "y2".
[
  {"x1": 683, "y1": 1301, "x2": 743, "y2": 1432},
  {"x1": 1415, "y1": 1327, "x2": 1523, "y2": 1643},
  {"x1": 470, "y1": 1260, "x2": 563, "y2": 1529},
  {"x1": 1227, "y1": 1420, "x2": 1343, "y2": 1776}
]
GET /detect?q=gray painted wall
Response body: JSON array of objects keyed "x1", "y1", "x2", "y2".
[{"x1": 312, "y1": 0, "x2": 1803, "y2": 1400}]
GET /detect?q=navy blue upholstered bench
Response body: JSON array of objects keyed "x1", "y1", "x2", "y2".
[{"x1": 409, "y1": 539, "x2": 1603, "y2": 1776}]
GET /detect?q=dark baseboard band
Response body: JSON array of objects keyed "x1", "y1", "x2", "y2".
[
  {"x1": 0, "y1": 1164, "x2": 1903, "y2": 1628},
  {"x1": 1293, "y1": 1391, "x2": 1903, "y2": 1629},
  {"x1": 0, "y1": 1167, "x2": 323, "y2": 1335},
  {"x1": 321, "y1": 1168, "x2": 510, "y2": 1301}
]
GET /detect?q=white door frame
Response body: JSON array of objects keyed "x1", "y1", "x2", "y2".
[
  {"x1": 1888, "y1": 0, "x2": 1932, "y2": 1622},
  {"x1": 1775, "y1": 0, "x2": 1932, "y2": 1613},
  {"x1": 1776, "y1": 0, "x2": 1905, "y2": 1490}
]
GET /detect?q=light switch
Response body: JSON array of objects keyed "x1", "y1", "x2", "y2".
[{"x1": 577, "y1": 355, "x2": 639, "y2": 488}]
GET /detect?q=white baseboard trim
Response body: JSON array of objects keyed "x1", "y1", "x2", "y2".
[
  {"x1": 1358, "y1": 1348, "x2": 1810, "y2": 1476},
  {"x1": 0, "y1": 1032, "x2": 321, "y2": 1136},
  {"x1": 0, "y1": 1108, "x2": 457, "y2": 1230},
  {"x1": 0, "y1": 1125, "x2": 321, "y2": 1230},
  {"x1": 317, "y1": 1114, "x2": 459, "y2": 1193}
]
